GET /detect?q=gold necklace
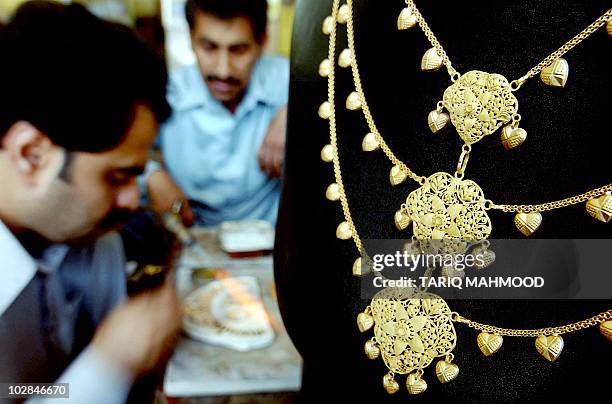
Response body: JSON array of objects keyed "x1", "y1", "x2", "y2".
[
  {"x1": 319, "y1": 1, "x2": 612, "y2": 240},
  {"x1": 320, "y1": 0, "x2": 612, "y2": 395}
]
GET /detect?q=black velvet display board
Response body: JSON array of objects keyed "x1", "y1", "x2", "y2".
[{"x1": 275, "y1": 1, "x2": 612, "y2": 402}]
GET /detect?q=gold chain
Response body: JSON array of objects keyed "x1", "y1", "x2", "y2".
[
  {"x1": 453, "y1": 310, "x2": 612, "y2": 337},
  {"x1": 345, "y1": 0, "x2": 612, "y2": 213},
  {"x1": 325, "y1": 0, "x2": 610, "y2": 336},
  {"x1": 404, "y1": 0, "x2": 612, "y2": 89}
]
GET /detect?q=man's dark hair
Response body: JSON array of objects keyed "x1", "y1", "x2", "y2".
[
  {"x1": 0, "y1": 1, "x2": 171, "y2": 153},
  {"x1": 185, "y1": 0, "x2": 268, "y2": 42}
]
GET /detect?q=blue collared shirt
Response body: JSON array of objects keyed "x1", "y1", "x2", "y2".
[{"x1": 157, "y1": 54, "x2": 289, "y2": 225}]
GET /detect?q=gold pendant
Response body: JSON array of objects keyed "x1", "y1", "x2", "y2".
[
  {"x1": 390, "y1": 165, "x2": 408, "y2": 186},
  {"x1": 382, "y1": 373, "x2": 400, "y2": 394},
  {"x1": 394, "y1": 209, "x2": 412, "y2": 231},
  {"x1": 346, "y1": 91, "x2": 362, "y2": 110},
  {"x1": 600, "y1": 320, "x2": 612, "y2": 341},
  {"x1": 535, "y1": 335, "x2": 564, "y2": 362},
  {"x1": 338, "y1": 48, "x2": 352, "y2": 68},
  {"x1": 364, "y1": 339, "x2": 380, "y2": 359},
  {"x1": 477, "y1": 332, "x2": 503, "y2": 356},
  {"x1": 337, "y1": 4, "x2": 350, "y2": 25},
  {"x1": 608, "y1": 18, "x2": 612, "y2": 36},
  {"x1": 427, "y1": 109, "x2": 450, "y2": 133},
  {"x1": 353, "y1": 257, "x2": 371, "y2": 276},
  {"x1": 405, "y1": 172, "x2": 492, "y2": 243},
  {"x1": 318, "y1": 101, "x2": 332, "y2": 119},
  {"x1": 585, "y1": 193, "x2": 612, "y2": 223},
  {"x1": 362, "y1": 132, "x2": 380, "y2": 152},
  {"x1": 501, "y1": 124, "x2": 527, "y2": 150},
  {"x1": 325, "y1": 183, "x2": 341, "y2": 201},
  {"x1": 472, "y1": 245, "x2": 496, "y2": 269},
  {"x1": 360, "y1": 288, "x2": 458, "y2": 395},
  {"x1": 421, "y1": 47, "x2": 444, "y2": 72},
  {"x1": 397, "y1": 7, "x2": 417, "y2": 30},
  {"x1": 514, "y1": 212, "x2": 542, "y2": 236},
  {"x1": 318, "y1": 59, "x2": 332, "y2": 77},
  {"x1": 435, "y1": 359, "x2": 459, "y2": 383},
  {"x1": 336, "y1": 221, "x2": 353, "y2": 240},
  {"x1": 540, "y1": 58, "x2": 569, "y2": 88},
  {"x1": 441, "y1": 71, "x2": 519, "y2": 145},
  {"x1": 320, "y1": 144, "x2": 333, "y2": 162},
  {"x1": 406, "y1": 372, "x2": 428, "y2": 394},
  {"x1": 322, "y1": 16, "x2": 335, "y2": 35}
]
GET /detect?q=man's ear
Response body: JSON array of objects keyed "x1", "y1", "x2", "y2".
[{"x1": 1, "y1": 121, "x2": 61, "y2": 184}]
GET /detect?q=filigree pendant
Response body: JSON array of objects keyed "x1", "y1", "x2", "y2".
[
  {"x1": 440, "y1": 71, "x2": 519, "y2": 145},
  {"x1": 359, "y1": 287, "x2": 458, "y2": 395},
  {"x1": 404, "y1": 172, "x2": 492, "y2": 244}
]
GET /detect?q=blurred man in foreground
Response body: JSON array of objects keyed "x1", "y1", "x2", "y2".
[{"x1": 0, "y1": 2, "x2": 180, "y2": 403}]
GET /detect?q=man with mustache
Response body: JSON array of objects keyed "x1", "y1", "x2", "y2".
[
  {"x1": 0, "y1": 2, "x2": 181, "y2": 403},
  {"x1": 145, "y1": 0, "x2": 289, "y2": 226}
]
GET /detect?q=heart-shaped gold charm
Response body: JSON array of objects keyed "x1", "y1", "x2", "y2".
[
  {"x1": 421, "y1": 47, "x2": 444, "y2": 72},
  {"x1": 338, "y1": 48, "x2": 352, "y2": 68},
  {"x1": 501, "y1": 125, "x2": 527, "y2": 150},
  {"x1": 362, "y1": 132, "x2": 380, "y2": 152},
  {"x1": 389, "y1": 165, "x2": 407, "y2": 186},
  {"x1": 322, "y1": 16, "x2": 334, "y2": 35},
  {"x1": 607, "y1": 18, "x2": 612, "y2": 36},
  {"x1": 540, "y1": 58, "x2": 569, "y2": 88},
  {"x1": 435, "y1": 360, "x2": 459, "y2": 383},
  {"x1": 364, "y1": 340, "x2": 380, "y2": 360},
  {"x1": 353, "y1": 257, "x2": 371, "y2": 276},
  {"x1": 325, "y1": 183, "x2": 340, "y2": 201},
  {"x1": 585, "y1": 193, "x2": 612, "y2": 223},
  {"x1": 535, "y1": 335, "x2": 564, "y2": 362},
  {"x1": 336, "y1": 221, "x2": 352, "y2": 240},
  {"x1": 337, "y1": 4, "x2": 350, "y2": 24},
  {"x1": 320, "y1": 144, "x2": 333, "y2": 163},
  {"x1": 394, "y1": 209, "x2": 412, "y2": 231},
  {"x1": 383, "y1": 374, "x2": 400, "y2": 394},
  {"x1": 600, "y1": 320, "x2": 612, "y2": 341},
  {"x1": 397, "y1": 7, "x2": 417, "y2": 30},
  {"x1": 406, "y1": 372, "x2": 428, "y2": 394},
  {"x1": 318, "y1": 101, "x2": 332, "y2": 119},
  {"x1": 346, "y1": 91, "x2": 362, "y2": 110},
  {"x1": 318, "y1": 58, "x2": 332, "y2": 77},
  {"x1": 428, "y1": 110, "x2": 450, "y2": 133},
  {"x1": 441, "y1": 265, "x2": 465, "y2": 280},
  {"x1": 477, "y1": 332, "x2": 503, "y2": 356},
  {"x1": 357, "y1": 312, "x2": 374, "y2": 332},
  {"x1": 514, "y1": 212, "x2": 542, "y2": 237}
]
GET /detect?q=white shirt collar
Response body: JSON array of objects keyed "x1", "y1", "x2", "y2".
[{"x1": 0, "y1": 220, "x2": 38, "y2": 316}]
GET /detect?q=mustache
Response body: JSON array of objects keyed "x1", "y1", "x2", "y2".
[
  {"x1": 206, "y1": 76, "x2": 241, "y2": 86},
  {"x1": 98, "y1": 208, "x2": 136, "y2": 230}
]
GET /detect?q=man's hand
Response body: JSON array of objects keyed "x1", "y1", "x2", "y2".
[
  {"x1": 257, "y1": 104, "x2": 287, "y2": 178},
  {"x1": 147, "y1": 169, "x2": 195, "y2": 226},
  {"x1": 90, "y1": 278, "x2": 182, "y2": 377}
]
